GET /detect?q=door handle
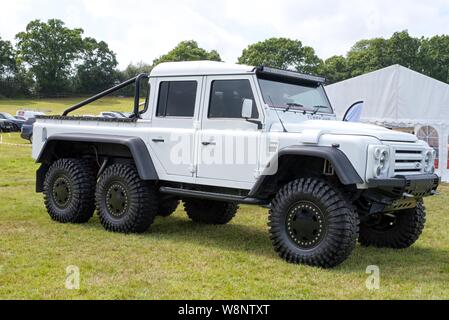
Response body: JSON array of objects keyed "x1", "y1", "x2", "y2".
[
  {"x1": 152, "y1": 138, "x2": 165, "y2": 143},
  {"x1": 202, "y1": 141, "x2": 216, "y2": 146}
]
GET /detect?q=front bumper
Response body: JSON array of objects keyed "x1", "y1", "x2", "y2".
[{"x1": 368, "y1": 174, "x2": 440, "y2": 198}]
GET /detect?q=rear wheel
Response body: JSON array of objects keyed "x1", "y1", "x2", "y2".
[
  {"x1": 96, "y1": 163, "x2": 158, "y2": 233},
  {"x1": 43, "y1": 158, "x2": 96, "y2": 223},
  {"x1": 358, "y1": 202, "x2": 426, "y2": 248},
  {"x1": 183, "y1": 199, "x2": 238, "y2": 225},
  {"x1": 269, "y1": 178, "x2": 359, "y2": 268}
]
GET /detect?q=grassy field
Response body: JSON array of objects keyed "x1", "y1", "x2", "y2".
[
  {"x1": 0, "y1": 97, "x2": 136, "y2": 116},
  {"x1": 0, "y1": 99, "x2": 448, "y2": 300}
]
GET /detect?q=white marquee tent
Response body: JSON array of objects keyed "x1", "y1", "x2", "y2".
[{"x1": 325, "y1": 65, "x2": 449, "y2": 181}]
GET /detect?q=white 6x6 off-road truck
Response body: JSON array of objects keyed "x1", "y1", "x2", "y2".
[{"x1": 31, "y1": 61, "x2": 439, "y2": 268}]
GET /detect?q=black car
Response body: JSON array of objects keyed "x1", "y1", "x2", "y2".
[
  {"x1": 20, "y1": 117, "x2": 36, "y2": 142},
  {"x1": 0, "y1": 112, "x2": 25, "y2": 131},
  {"x1": 0, "y1": 119, "x2": 16, "y2": 132}
]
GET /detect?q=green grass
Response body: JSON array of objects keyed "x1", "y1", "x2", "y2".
[
  {"x1": 0, "y1": 99, "x2": 448, "y2": 300},
  {"x1": 0, "y1": 97, "x2": 136, "y2": 117}
]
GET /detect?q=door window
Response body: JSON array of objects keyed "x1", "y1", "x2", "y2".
[
  {"x1": 156, "y1": 81, "x2": 197, "y2": 117},
  {"x1": 208, "y1": 80, "x2": 259, "y2": 119}
]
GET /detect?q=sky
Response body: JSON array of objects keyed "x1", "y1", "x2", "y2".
[{"x1": 1, "y1": 0, "x2": 449, "y2": 69}]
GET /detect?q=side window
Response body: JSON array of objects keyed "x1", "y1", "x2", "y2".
[
  {"x1": 156, "y1": 81, "x2": 197, "y2": 117},
  {"x1": 208, "y1": 80, "x2": 259, "y2": 119}
]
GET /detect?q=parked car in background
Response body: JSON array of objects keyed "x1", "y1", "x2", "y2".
[
  {"x1": 0, "y1": 112, "x2": 26, "y2": 131},
  {"x1": 16, "y1": 110, "x2": 45, "y2": 120},
  {"x1": 99, "y1": 111, "x2": 132, "y2": 119},
  {"x1": 0, "y1": 119, "x2": 15, "y2": 132},
  {"x1": 20, "y1": 117, "x2": 36, "y2": 143}
]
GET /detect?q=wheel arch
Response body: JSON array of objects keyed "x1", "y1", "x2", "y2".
[
  {"x1": 249, "y1": 146, "x2": 363, "y2": 198},
  {"x1": 36, "y1": 133, "x2": 158, "y2": 192}
]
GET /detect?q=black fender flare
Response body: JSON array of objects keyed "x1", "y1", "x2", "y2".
[
  {"x1": 36, "y1": 133, "x2": 158, "y2": 191},
  {"x1": 249, "y1": 145, "x2": 363, "y2": 197}
]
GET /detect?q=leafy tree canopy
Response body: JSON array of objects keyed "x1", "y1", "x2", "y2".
[
  {"x1": 76, "y1": 37, "x2": 119, "y2": 93},
  {"x1": 237, "y1": 37, "x2": 322, "y2": 74},
  {"x1": 16, "y1": 19, "x2": 84, "y2": 94},
  {"x1": 152, "y1": 40, "x2": 221, "y2": 66},
  {"x1": 0, "y1": 37, "x2": 17, "y2": 76}
]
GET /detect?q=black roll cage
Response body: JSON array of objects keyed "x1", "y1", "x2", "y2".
[{"x1": 62, "y1": 73, "x2": 150, "y2": 117}]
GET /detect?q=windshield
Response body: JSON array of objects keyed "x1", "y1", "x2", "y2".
[
  {"x1": 1, "y1": 113, "x2": 15, "y2": 120},
  {"x1": 258, "y1": 79, "x2": 333, "y2": 114}
]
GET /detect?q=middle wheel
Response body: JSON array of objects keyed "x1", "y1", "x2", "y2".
[
  {"x1": 183, "y1": 199, "x2": 238, "y2": 225},
  {"x1": 95, "y1": 163, "x2": 158, "y2": 233}
]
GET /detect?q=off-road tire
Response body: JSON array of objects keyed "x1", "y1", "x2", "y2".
[
  {"x1": 358, "y1": 202, "x2": 426, "y2": 248},
  {"x1": 158, "y1": 195, "x2": 180, "y2": 217},
  {"x1": 183, "y1": 199, "x2": 238, "y2": 225},
  {"x1": 43, "y1": 158, "x2": 96, "y2": 223},
  {"x1": 96, "y1": 163, "x2": 158, "y2": 233},
  {"x1": 269, "y1": 178, "x2": 359, "y2": 268}
]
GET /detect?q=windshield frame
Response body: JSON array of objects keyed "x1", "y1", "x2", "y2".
[{"x1": 256, "y1": 75, "x2": 334, "y2": 115}]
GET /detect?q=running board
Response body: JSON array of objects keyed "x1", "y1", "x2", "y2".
[{"x1": 159, "y1": 187, "x2": 269, "y2": 206}]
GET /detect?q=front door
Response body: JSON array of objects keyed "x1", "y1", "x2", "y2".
[{"x1": 196, "y1": 75, "x2": 264, "y2": 183}]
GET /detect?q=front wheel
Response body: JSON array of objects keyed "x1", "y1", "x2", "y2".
[
  {"x1": 358, "y1": 202, "x2": 426, "y2": 248},
  {"x1": 269, "y1": 178, "x2": 359, "y2": 268}
]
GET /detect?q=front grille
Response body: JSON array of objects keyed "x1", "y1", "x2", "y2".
[{"x1": 393, "y1": 147, "x2": 425, "y2": 175}]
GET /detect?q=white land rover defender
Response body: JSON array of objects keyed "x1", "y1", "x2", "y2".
[{"x1": 31, "y1": 61, "x2": 439, "y2": 268}]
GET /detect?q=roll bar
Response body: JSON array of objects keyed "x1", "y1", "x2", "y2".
[{"x1": 62, "y1": 73, "x2": 150, "y2": 117}]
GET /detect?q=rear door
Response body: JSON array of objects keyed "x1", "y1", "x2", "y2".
[{"x1": 150, "y1": 77, "x2": 203, "y2": 177}]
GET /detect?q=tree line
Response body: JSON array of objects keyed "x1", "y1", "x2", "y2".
[{"x1": 2, "y1": 19, "x2": 449, "y2": 98}]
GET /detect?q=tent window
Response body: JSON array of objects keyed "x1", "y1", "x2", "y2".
[{"x1": 417, "y1": 126, "x2": 439, "y2": 168}]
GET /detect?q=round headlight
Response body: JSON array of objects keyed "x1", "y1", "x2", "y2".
[
  {"x1": 374, "y1": 148, "x2": 382, "y2": 160},
  {"x1": 374, "y1": 165, "x2": 382, "y2": 177},
  {"x1": 379, "y1": 150, "x2": 389, "y2": 170}
]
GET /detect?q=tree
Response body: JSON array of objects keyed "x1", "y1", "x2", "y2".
[
  {"x1": 0, "y1": 37, "x2": 16, "y2": 76},
  {"x1": 237, "y1": 37, "x2": 322, "y2": 74},
  {"x1": 15, "y1": 19, "x2": 83, "y2": 95},
  {"x1": 318, "y1": 55, "x2": 350, "y2": 84},
  {"x1": 345, "y1": 38, "x2": 389, "y2": 77},
  {"x1": 117, "y1": 62, "x2": 153, "y2": 96},
  {"x1": 76, "y1": 37, "x2": 119, "y2": 94},
  {"x1": 343, "y1": 31, "x2": 423, "y2": 79},
  {"x1": 152, "y1": 40, "x2": 221, "y2": 66},
  {"x1": 0, "y1": 36, "x2": 32, "y2": 97},
  {"x1": 419, "y1": 35, "x2": 449, "y2": 83},
  {"x1": 120, "y1": 61, "x2": 153, "y2": 81},
  {"x1": 386, "y1": 31, "x2": 421, "y2": 69}
]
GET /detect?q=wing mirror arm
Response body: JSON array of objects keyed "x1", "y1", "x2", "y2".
[{"x1": 245, "y1": 118, "x2": 263, "y2": 130}]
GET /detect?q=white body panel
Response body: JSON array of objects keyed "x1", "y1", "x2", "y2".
[{"x1": 32, "y1": 61, "x2": 436, "y2": 192}]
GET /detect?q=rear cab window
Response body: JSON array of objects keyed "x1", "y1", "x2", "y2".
[{"x1": 156, "y1": 81, "x2": 198, "y2": 118}]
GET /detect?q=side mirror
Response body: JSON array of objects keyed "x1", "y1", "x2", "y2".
[{"x1": 241, "y1": 99, "x2": 253, "y2": 119}]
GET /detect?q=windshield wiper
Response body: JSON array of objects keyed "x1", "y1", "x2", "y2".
[
  {"x1": 311, "y1": 105, "x2": 328, "y2": 115},
  {"x1": 285, "y1": 103, "x2": 305, "y2": 112}
]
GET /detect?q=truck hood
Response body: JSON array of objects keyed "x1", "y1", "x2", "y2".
[{"x1": 272, "y1": 120, "x2": 418, "y2": 143}]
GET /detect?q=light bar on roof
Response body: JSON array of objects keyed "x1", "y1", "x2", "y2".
[{"x1": 256, "y1": 66, "x2": 326, "y2": 84}]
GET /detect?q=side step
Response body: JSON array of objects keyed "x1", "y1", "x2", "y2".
[{"x1": 159, "y1": 187, "x2": 269, "y2": 206}]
